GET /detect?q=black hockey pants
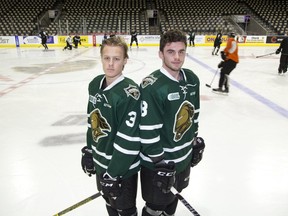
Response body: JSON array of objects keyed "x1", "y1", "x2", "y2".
[{"x1": 219, "y1": 59, "x2": 237, "y2": 89}]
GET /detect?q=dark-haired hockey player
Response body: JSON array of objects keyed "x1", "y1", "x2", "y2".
[
  {"x1": 72, "y1": 34, "x2": 81, "y2": 48},
  {"x1": 212, "y1": 32, "x2": 222, "y2": 55},
  {"x1": 139, "y1": 29, "x2": 205, "y2": 216},
  {"x1": 213, "y1": 32, "x2": 239, "y2": 94},
  {"x1": 130, "y1": 30, "x2": 139, "y2": 48},
  {"x1": 39, "y1": 29, "x2": 49, "y2": 50},
  {"x1": 188, "y1": 30, "x2": 195, "y2": 47},
  {"x1": 81, "y1": 36, "x2": 141, "y2": 216},
  {"x1": 275, "y1": 33, "x2": 288, "y2": 74}
]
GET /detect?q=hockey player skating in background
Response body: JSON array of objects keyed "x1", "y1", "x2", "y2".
[
  {"x1": 103, "y1": 33, "x2": 108, "y2": 42},
  {"x1": 212, "y1": 32, "x2": 223, "y2": 55},
  {"x1": 81, "y1": 36, "x2": 141, "y2": 216},
  {"x1": 213, "y1": 32, "x2": 239, "y2": 94},
  {"x1": 275, "y1": 32, "x2": 288, "y2": 75},
  {"x1": 130, "y1": 30, "x2": 139, "y2": 48},
  {"x1": 72, "y1": 34, "x2": 81, "y2": 48},
  {"x1": 100, "y1": 33, "x2": 108, "y2": 47},
  {"x1": 188, "y1": 29, "x2": 195, "y2": 47},
  {"x1": 39, "y1": 29, "x2": 49, "y2": 50},
  {"x1": 63, "y1": 34, "x2": 72, "y2": 50},
  {"x1": 139, "y1": 29, "x2": 205, "y2": 216}
]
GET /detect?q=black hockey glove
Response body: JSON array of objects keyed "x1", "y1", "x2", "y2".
[
  {"x1": 153, "y1": 160, "x2": 176, "y2": 194},
  {"x1": 218, "y1": 61, "x2": 225, "y2": 68},
  {"x1": 81, "y1": 146, "x2": 96, "y2": 177},
  {"x1": 276, "y1": 49, "x2": 281, "y2": 54},
  {"x1": 220, "y1": 51, "x2": 226, "y2": 60},
  {"x1": 99, "y1": 173, "x2": 122, "y2": 199},
  {"x1": 191, "y1": 137, "x2": 205, "y2": 167}
]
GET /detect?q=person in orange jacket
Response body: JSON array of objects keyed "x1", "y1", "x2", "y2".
[{"x1": 213, "y1": 32, "x2": 239, "y2": 94}]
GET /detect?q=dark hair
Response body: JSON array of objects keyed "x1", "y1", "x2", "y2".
[
  {"x1": 100, "y1": 36, "x2": 129, "y2": 59},
  {"x1": 228, "y1": 32, "x2": 236, "y2": 38},
  {"x1": 159, "y1": 29, "x2": 187, "y2": 52}
]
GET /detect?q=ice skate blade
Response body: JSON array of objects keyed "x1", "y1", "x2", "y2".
[{"x1": 212, "y1": 90, "x2": 229, "y2": 96}]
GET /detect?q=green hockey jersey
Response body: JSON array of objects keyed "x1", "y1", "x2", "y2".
[
  {"x1": 139, "y1": 68, "x2": 200, "y2": 173},
  {"x1": 86, "y1": 74, "x2": 141, "y2": 179}
]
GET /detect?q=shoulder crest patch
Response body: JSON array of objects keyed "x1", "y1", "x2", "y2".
[
  {"x1": 141, "y1": 75, "x2": 157, "y2": 88},
  {"x1": 124, "y1": 84, "x2": 140, "y2": 100}
]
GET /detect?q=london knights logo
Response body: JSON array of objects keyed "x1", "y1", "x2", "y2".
[
  {"x1": 173, "y1": 101, "x2": 195, "y2": 142},
  {"x1": 124, "y1": 85, "x2": 140, "y2": 100},
  {"x1": 141, "y1": 75, "x2": 157, "y2": 88},
  {"x1": 90, "y1": 109, "x2": 111, "y2": 142}
]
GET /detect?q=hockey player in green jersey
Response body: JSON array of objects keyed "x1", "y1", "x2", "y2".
[
  {"x1": 81, "y1": 36, "x2": 141, "y2": 216},
  {"x1": 139, "y1": 29, "x2": 205, "y2": 216}
]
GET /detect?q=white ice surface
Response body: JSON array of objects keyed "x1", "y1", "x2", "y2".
[{"x1": 0, "y1": 45, "x2": 288, "y2": 216}]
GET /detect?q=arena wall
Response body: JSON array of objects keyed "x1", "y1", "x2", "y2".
[{"x1": 0, "y1": 35, "x2": 284, "y2": 48}]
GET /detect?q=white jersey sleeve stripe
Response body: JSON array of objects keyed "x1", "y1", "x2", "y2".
[
  {"x1": 165, "y1": 148, "x2": 192, "y2": 164},
  {"x1": 116, "y1": 131, "x2": 140, "y2": 142},
  {"x1": 94, "y1": 158, "x2": 108, "y2": 169},
  {"x1": 92, "y1": 146, "x2": 112, "y2": 159},
  {"x1": 129, "y1": 160, "x2": 140, "y2": 170},
  {"x1": 140, "y1": 136, "x2": 160, "y2": 144},
  {"x1": 139, "y1": 124, "x2": 163, "y2": 130},
  {"x1": 163, "y1": 140, "x2": 193, "y2": 152},
  {"x1": 114, "y1": 143, "x2": 139, "y2": 155}
]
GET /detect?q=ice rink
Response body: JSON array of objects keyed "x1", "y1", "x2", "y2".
[{"x1": 0, "y1": 44, "x2": 288, "y2": 216}]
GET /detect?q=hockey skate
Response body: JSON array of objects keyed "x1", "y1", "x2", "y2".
[
  {"x1": 278, "y1": 69, "x2": 287, "y2": 75},
  {"x1": 212, "y1": 87, "x2": 229, "y2": 95}
]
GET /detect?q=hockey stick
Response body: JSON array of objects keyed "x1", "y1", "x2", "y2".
[
  {"x1": 53, "y1": 192, "x2": 102, "y2": 216},
  {"x1": 205, "y1": 68, "x2": 219, "y2": 88},
  {"x1": 170, "y1": 187, "x2": 201, "y2": 216},
  {"x1": 255, "y1": 52, "x2": 275, "y2": 58}
]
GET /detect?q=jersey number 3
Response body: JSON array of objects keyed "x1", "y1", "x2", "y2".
[{"x1": 126, "y1": 111, "x2": 137, "y2": 127}]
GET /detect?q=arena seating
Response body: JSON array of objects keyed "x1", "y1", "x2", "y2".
[
  {"x1": 50, "y1": 8, "x2": 149, "y2": 35},
  {"x1": 156, "y1": 0, "x2": 245, "y2": 35},
  {"x1": 244, "y1": 0, "x2": 288, "y2": 35},
  {"x1": 49, "y1": 0, "x2": 150, "y2": 35},
  {"x1": 0, "y1": 0, "x2": 56, "y2": 36}
]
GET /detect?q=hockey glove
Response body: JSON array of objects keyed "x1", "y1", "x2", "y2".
[
  {"x1": 220, "y1": 51, "x2": 226, "y2": 60},
  {"x1": 81, "y1": 146, "x2": 96, "y2": 177},
  {"x1": 276, "y1": 49, "x2": 281, "y2": 54},
  {"x1": 191, "y1": 137, "x2": 205, "y2": 167},
  {"x1": 99, "y1": 172, "x2": 122, "y2": 199},
  {"x1": 218, "y1": 61, "x2": 225, "y2": 68},
  {"x1": 153, "y1": 160, "x2": 176, "y2": 194}
]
